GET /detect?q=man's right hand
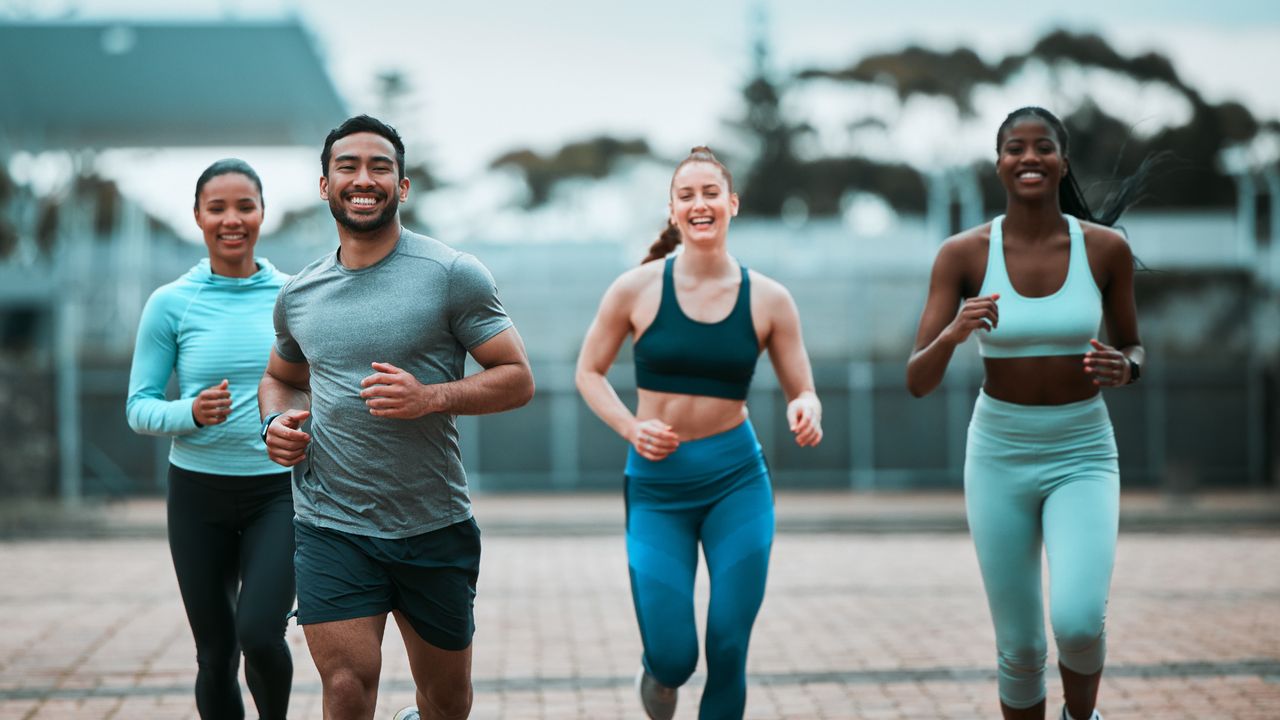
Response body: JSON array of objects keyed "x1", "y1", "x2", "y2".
[{"x1": 265, "y1": 409, "x2": 312, "y2": 466}]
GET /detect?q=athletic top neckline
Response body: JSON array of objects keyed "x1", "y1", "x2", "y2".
[
  {"x1": 633, "y1": 255, "x2": 760, "y2": 400},
  {"x1": 975, "y1": 214, "x2": 1103, "y2": 358}
]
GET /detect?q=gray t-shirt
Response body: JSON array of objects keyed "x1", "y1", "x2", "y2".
[{"x1": 274, "y1": 229, "x2": 512, "y2": 538}]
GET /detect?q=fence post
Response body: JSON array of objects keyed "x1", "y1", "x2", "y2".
[
  {"x1": 549, "y1": 361, "x2": 580, "y2": 490},
  {"x1": 849, "y1": 360, "x2": 874, "y2": 490}
]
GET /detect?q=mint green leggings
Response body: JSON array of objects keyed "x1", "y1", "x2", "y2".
[{"x1": 964, "y1": 390, "x2": 1119, "y2": 709}]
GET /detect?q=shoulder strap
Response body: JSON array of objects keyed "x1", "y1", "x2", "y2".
[
  {"x1": 1063, "y1": 213, "x2": 1094, "y2": 290},
  {"x1": 987, "y1": 215, "x2": 1007, "y2": 279},
  {"x1": 1065, "y1": 214, "x2": 1085, "y2": 261},
  {"x1": 658, "y1": 255, "x2": 678, "y2": 313}
]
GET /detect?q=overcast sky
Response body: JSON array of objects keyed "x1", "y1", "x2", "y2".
[{"x1": 8, "y1": 0, "x2": 1280, "y2": 239}]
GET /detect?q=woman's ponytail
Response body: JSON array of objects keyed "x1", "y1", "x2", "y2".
[{"x1": 643, "y1": 220, "x2": 681, "y2": 264}]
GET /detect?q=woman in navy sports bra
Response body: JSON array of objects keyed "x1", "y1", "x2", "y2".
[
  {"x1": 907, "y1": 107, "x2": 1155, "y2": 720},
  {"x1": 576, "y1": 146, "x2": 823, "y2": 720}
]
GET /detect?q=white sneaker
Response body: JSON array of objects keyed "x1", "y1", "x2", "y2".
[
  {"x1": 635, "y1": 666, "x2": 677, "y2": 720},
  {"x1": 1060, "y1": 706, "x2": 1103, "y2": 720},
  {"x1": 392, "y1": 707, "x2": 420, "y2": 720}
]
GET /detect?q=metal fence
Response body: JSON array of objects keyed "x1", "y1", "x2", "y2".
[
  {"x1": 2, "y1": 208, "x2": 1276, "y2": 497},
  {"x1": 46, "y1": 349, "x2": 1270, "y2": 498}
]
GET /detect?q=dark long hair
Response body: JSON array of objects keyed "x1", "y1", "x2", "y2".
[
  {"x1": 996, "y1": 106, "x2": 1164, "y2": 228},
  {"x1": 194, "y1": 158, "x2": 263, "y2": 211},
  {"x1": 642, "y1": 146, "x2": 735, "y2": 264}
]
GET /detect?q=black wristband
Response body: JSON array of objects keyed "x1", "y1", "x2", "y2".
[
  {"x1": 260, "y1": 412, "x2": 283, "y2": 442},
  {"x1": 1126, "y1": 358, "x2": 1141, "y2": 384}
]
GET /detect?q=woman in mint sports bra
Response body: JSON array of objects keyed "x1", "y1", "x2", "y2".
[
  {"x1": 907, "y1": 107, "x2": 1154, "y2": 720},
  {"x1": 576, "y1": 146, "x2": 823, "y2": 720},
  {"x1": 126, "y1": 160, "x2": 294, "y2": 719}
]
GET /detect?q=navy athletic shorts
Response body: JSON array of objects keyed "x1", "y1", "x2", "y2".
[{"x1": 293, "y1": 517, "x2": 481, "y2": 651}]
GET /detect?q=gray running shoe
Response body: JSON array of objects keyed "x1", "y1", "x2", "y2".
[
  {"x1": 392, "y1": 707, "x2": 420, "y2": 720},
  {"x1": 635, "y1": 666, "x2": 677, "y2": 720}
]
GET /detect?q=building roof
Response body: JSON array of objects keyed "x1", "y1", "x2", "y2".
[{"x1": 0, "y1": 19, "x2": 348, "y2": 150}]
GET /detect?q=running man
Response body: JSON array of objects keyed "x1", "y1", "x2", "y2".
[{"x1": 259, "y1": 114, "x2": 534, "y2": 720}]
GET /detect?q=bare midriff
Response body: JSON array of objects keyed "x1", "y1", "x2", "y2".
[
  {"x1": 982, "y1": 355, "x2": 1101, "y2": 405},
  {"x1": 636, "y1": 389, "x2": 750, "y2": 441}
]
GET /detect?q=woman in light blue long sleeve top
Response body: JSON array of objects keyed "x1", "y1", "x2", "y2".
[{"x1": 126, "y1": 159, "x2": 294, "y2": 720}]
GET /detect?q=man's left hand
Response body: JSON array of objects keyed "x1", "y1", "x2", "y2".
[{"x1": 359, "y1": 362, "x2": 438, "y2": 419}]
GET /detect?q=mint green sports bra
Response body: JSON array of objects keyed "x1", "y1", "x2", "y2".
[{"x1": 976, "y1": 214, "x2": 1102, "y2": 359}]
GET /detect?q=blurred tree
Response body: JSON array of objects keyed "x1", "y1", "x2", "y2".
[
  {"x1": 376, "y1": 70, "x2": 412, "y2": 120},
  {"x1": 795, "y1": 29, "x2": 1270, "y2": 213},
  {"x1": 372, "y1": 69, "x2": 442, "y2": 229},
  {"x1": 726, "y1": 2, "x2": 810, "y2": 216},
  {"x1": 799, "y1": 46, "x2": 999, "y2": 116},
  {"x1": 0, "y1": 163, "x2": 15, "y2": 259},
  {"x1": 491, "y1": 136, "x2": 652, "y2": 208}
]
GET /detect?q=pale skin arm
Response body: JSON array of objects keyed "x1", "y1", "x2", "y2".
[
  {"x1": 759, "y1": 276, "x2": 823, "y2": 446},
  {"x1": 906, "y1": 237, "x2": 1000, "y2": 398},
  {"x1": 575, "y1": 273, "x2": 679, "y2": 461},
  {"x1": 1083, "y1": 226, "x2": 1145, "y2": 386},
  {"x1": 358, "y1": 326, "x2": 535, "y2": 418},
  {"x1": 258, "y1": 349, "x2": 313, "y2": 466}
]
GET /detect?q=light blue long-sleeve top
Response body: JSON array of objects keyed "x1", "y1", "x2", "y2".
[{"x1": 126, "y1": 257, "x2": 289, "y2": 476}]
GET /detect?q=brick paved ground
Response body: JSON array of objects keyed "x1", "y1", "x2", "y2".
[{"x1": 0, "y1": 494, "x2": 1277, "y2": 719}]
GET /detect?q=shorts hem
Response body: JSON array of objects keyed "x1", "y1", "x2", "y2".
[
  {"x1": 400, "y1": 619, "x2": 474, "y2": 652},
  {"x1": 296, "y1": 606, "x2": 390, "y2": 627}
]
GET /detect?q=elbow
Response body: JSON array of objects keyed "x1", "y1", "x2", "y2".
[
  {"x1": 124, "y1": 400, "x2": 146, "y2": 435},
  {"x1": 904, "y1": 365, "x2": 933, "y2": 399},
  {"x1": 514, "y1": 369, "x2": 536, "y2": 409},
  {"x1": 573, "y1": 366, "x2": 596, "y2": 398}
]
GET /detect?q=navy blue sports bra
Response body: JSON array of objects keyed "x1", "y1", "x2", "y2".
[{"x1": 633, "y1": 256, "x2": 760, "y2": 400}]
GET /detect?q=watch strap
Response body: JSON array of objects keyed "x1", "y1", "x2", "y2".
[
  {"x1": 1126, "y1": 358, "x2": 1141, "y2": 384},
  {"x1": 260, "y1": 412, "x2": 283, "y2": 442}
]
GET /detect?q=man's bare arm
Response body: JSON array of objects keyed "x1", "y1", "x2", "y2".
[{"x1": 358, "y1": 326, "x2": 535, "y2": 419}]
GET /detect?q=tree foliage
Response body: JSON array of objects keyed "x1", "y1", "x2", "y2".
[
  {"x1": 491, "y1": 136, "x2": 653, "y2": 207},
  {"x1": 755, "y1": 29, "x2": 1273, "y2": 215}
]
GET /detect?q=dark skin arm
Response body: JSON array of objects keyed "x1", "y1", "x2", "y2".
[
  {"x1": 908, "y1": 222, "x2": 1143, "y2": 401},
  {"x1": 906, "y1": 228, "x2": 999, "y2": 398},
  {"x1": 1082, "y1": 223, "x2": 1144, "y2": 386}
]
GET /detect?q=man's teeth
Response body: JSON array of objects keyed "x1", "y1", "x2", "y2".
[{"x1": 351, "y1": 197, "x2": 377, "y2": 206}]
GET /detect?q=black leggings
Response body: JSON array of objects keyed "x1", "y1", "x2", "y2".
[{"x1": 167, "y1": 464, "x2": 295, "y2": 720}]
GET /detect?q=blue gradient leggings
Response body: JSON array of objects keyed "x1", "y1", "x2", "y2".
[
  {"x1": 625, "y1": 419, "x2": 774, "y2": 720},
  {"x1": 964, "y1": 390, "x2": 1120, "y2": 709}
]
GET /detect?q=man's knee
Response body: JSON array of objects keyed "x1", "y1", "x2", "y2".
[
  {"x1": 322, "y1": 665, "x2": 379, "y2": 709},
  {"x1": 423, "y1": 681, "x2": 473, "y2": 720}
]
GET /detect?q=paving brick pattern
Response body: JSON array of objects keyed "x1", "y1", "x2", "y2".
[{"x1": 1, "y1": 507, "x2": 1277, "y2": 719}]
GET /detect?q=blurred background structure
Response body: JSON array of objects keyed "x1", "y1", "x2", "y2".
[{"x1": 2, "y1": 1, "x2": 1278, "y2": 504}]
